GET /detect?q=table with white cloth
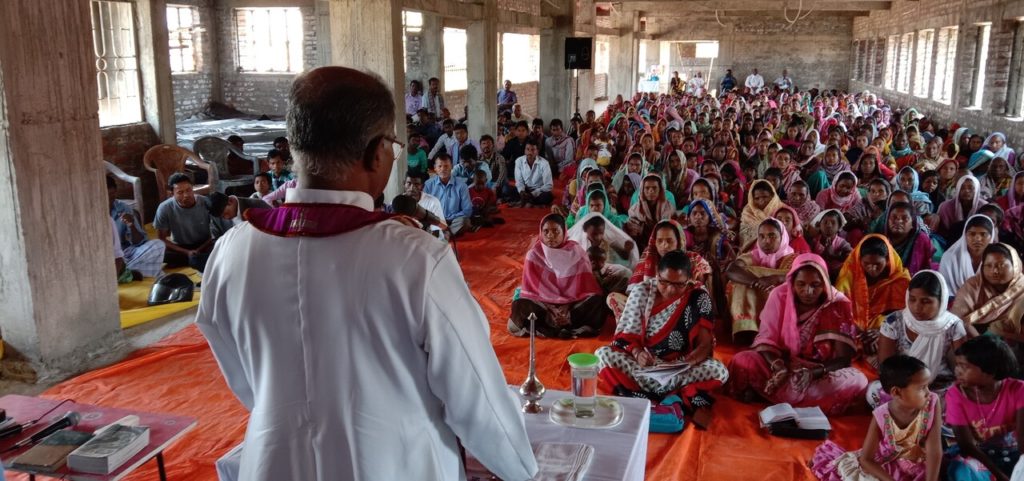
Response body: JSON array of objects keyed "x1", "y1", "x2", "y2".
[
  {"x1": 215, "y1": 387, "x2": 649, "y2": 481},
  {"x1": 637, "y1": 80, "x2": 660, "y2": 93}
]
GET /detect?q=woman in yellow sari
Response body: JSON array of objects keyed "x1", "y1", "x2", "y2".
[
  {"x1": 835, "y1": 234, "x2": 911, "y2": 369},
  {"x1": 739, "y1": 179, "x2": 785, "y2": 253},
  {"x1": 726, "y1": 218, "x2": 798, "y2": 345}
]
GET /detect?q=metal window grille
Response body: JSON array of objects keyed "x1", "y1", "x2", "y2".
[
  {"x1": 168, "y1": 5, "x2": 198, "y2": 73},
  {"x1": 933, "y1": 27, "x2": 957, "y2": 104},
  {"x1": 92, "y1": 0, "x2": 143, "y2": 127},
  {"x1": 234, "y1": 8, "x2": 304, "y2": 73}
]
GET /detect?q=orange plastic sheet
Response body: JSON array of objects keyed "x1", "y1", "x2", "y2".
[{"x1": 29, "y1": 205, "x2": 875, "y2": 481}]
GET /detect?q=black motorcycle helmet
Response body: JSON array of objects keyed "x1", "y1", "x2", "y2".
[{"x1": 147, "y1": 273, "x2": 196, "y2": 306}]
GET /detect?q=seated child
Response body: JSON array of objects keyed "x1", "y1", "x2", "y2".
[
  {"x1": 251, "y1": 172, "x2": 272, "y2": 201},
  {"x1": 468, "y1": 169, "x2": 502, "y2": 228},
  {"x1": 453, "y1": 145, "x2": 490, "y2": 185},
  {"x1": 945, "y1": 336, "x2": 1023, "y2": 480},
  {"x1": 811, "y1": 355, "x2": 941, "y2": 481},
  {"x1": 811, "y1": 209, "x2": 853, "y2": 282},
  {"x1": 266, "y1": 149, "x2": 295, "y2": 190},
  {"x1": 407, "y1": 132, "x2": 428, "y2": 176},
  {"x1": 577, "y1": 214, "x2": 635, "y2": 267},
  {"x1": 588, "y1": 245, "x2": 632, "y2": 294}
]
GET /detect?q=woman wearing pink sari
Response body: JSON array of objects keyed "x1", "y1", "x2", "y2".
[
  {"x1": 728, "y1": 253, "x2": 868, "y2": 415},
  {"x1": 509, "y1": 214, "x2": 609, "y2": 339}
]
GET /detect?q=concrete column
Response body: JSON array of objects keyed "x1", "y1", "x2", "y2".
[
  {"x1": 538, "y1": 22, "x2": 573, "y2": 124},
  {"x1": 418, "y1": 13, "x2": 444, "y2": 87},
  {"x1": 0, "y1": 0, "x2": 122, "y2": 379},
  {"x1": 576, "y1": 69, "x2": 595, "y2": 115},
  {"x1": 136, "y1": 0, "x2": 178, "y2": 143},
  {"x1": 609, "y1": 13, "x2": 639, "y2": 100},
  {"x1": 466, "y1": 0, "x2": 498, "y2": 141},
  {"x1": 329, "y1": 0, "x2": 407, "y2": 200}
]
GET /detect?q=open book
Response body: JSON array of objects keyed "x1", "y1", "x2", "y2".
[
  {"x1": 758, "y1": 403, "x2": 831, "y2": 439},
  {"x1": 636, "y1": 360, "x2": 691, "y2": 385}
]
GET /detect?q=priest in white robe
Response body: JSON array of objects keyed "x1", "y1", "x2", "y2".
[{"x1": 196, "y1": 66, "x2": 538, "y2": 481}]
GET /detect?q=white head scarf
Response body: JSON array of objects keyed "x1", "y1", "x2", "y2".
[
  {"x1": 566, "y1": 212, "x2": 640, "y2": 268},
  {"x1": 902, "y1": 270, "x2": 963, "y2": 380},
  {"x1": 939, "y1": 214, "x2": 998, "y2": 294}
]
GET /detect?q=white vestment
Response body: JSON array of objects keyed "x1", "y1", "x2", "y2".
[
  {"x1": 196, "y1": 188, "x2": 537, "y2": 481},
  {"x1": 745, "y1": 74, "x2": 764, "y2": 92}
]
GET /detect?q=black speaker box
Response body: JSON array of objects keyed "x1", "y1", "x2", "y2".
[{"x1": 564, "y1": 37, "x2": 593, "y2": 70}]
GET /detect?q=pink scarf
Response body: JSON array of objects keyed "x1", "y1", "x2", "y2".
[
  {"x1": 521, "y1": 216, "x2": 602, "y2": 305},
  {"x1": 756, "y1": 254, "x2": 847, "y2": 356},
  {"x1": 751, "y1": 218, "x2": 795, "y2": 268},
  {"x1": 814, "y1": 171, "x2": 862, "y2": 212}
]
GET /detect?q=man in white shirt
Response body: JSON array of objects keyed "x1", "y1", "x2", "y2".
[
  {"x1": 429, "y1": 122, "x2": 479, "y2": 165},
  {"x1": 427, "y1": 118, "x2": 456, "y2": 161},
  {"x1": 514, "y1": 139, "x2": 553, "y2": 207},
  {"x1": 774, "y1": 69, "x2": 794, "y2": 92},
  {"x1": 745, "y1": 68, "x2": 765, "y2": 94},
  {"x1": 686, "y1": 71, "x2": 705, "y2": 96},
  {"x1": 510, "y1": 103, "x2": 533, "y2": 124},
  {"x1": 420, "y1": 76, "x2": 445, "y2": 117},
  {"x1": 197, "y1": 66, "x2": 537, "y2": 481}
]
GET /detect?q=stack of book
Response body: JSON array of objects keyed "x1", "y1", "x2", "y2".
[{"x1": 67, "y1": 424, "x2": 150, "y2": 475}]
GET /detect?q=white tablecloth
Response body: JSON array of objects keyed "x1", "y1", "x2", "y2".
[{"x1": 216, "y1": 388, "x2": 649, "y2": 481}]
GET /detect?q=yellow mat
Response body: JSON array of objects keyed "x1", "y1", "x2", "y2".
[
  {"x1": 118, "y1": 224, "x2": 202, "y2": 329},
  {"x1": 119, "y1": 267, "x2": 201, "y2": 329}
]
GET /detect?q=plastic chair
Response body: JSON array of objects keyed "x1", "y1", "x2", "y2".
[
  {"x1": 192, "y1": 136, "x2": 260, "y2": 193},
  {"x1": 104, "y1": 161, "x2": 145, "y2": 219},
  {"x1": 142, "y1": 144, "x2": 214, "y2": 202}
]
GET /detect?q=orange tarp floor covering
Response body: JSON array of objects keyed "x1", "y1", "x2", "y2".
[{"x1": 31, "y1": 205, "x2": 875, "y2": 481}]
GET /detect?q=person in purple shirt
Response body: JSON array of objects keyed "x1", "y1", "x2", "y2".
[{"x1": 424, "y1": 153, "x2": 473, "y2": 238}]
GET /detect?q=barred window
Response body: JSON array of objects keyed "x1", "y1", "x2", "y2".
[
  {"x1": 969, "y1": 24, "x2": 991, "y2": 108},
  {"x1": 234, "y1": 8, "x2": 304, "y2": 73},
  {"x1": 92, "y1": 0, "x2": 142, "y2": 127},
  {"x1": 168, "y1": 5, "x2": 199, "y2": 73},
  {"x1": 443, "y1": 27, "x2": 467, "y2": 90},
  {"x1": 913, "y1": 29, "x2": 935, "y2": 98},
  {"x1": 897, "y1": 32, "x2": 914, "y2": 93},
  {"x1": 933, "y1": 26, "x2": 958, "y2": 104}
]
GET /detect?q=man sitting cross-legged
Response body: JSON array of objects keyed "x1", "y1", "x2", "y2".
[
  {"x1": 424, "y1": 153, "x2": 472, "y2": 237},
  {"x1": 154, "y1": 172, "x2": 215, "y2": 272},
  {"x1": 107, "y1": 175, "x2": 165, "y2": 278}
]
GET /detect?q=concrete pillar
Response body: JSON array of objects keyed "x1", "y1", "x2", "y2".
[
  {"x1": 576, "y1": 69, "x2": 595, "y2": 115},
  {"x1": 418, "y1": 13, "x2": 444, "y2": 87},
  {"x1": 136, "y1": 0, "x2": 178, "y2": 143},
  {"x1": 466, "y1": 0, "x2": 498, "y2": 141},
  {"x1": 642, "y1": 40, "x2": 660, "y2": 76},
  {"x1": 0, "y1": 0, "x2": 122, "y2": 379},
  {"x1": 609, "y1": 13, "x2": 639, "y2": 100},
  {"x1": 329, "y1": 0, "x2": 407, "y2": 200},
  {"x1": 538, "y1": 22, "x2": 573, "y2": 124}
]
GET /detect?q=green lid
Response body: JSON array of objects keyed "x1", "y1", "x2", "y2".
[{"x1": 567, "y1": 353, "x2": 600, "y2": 368}]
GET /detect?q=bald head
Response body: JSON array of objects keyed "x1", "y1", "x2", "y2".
[{"x1": 287, "y1": 66, "x2": 396, "y2": 183}]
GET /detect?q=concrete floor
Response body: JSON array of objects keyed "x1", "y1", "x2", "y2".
[{"x1": 0, "y1": 307, "x2": 197, "y2": 396}]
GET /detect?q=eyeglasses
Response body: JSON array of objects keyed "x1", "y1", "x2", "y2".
[
  {"x1": 382, "y1": 135, "x2": 405, "y2": 160},
  {"x1": 657, "y1": 277, "x2": 690, "y2": 288}
]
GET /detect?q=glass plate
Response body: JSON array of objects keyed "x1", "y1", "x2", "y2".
[{"x1": 549, "y1": 396, "x2": 623, "y2": 429}]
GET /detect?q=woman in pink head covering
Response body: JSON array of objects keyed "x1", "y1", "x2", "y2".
[
  {"x1": 936, "y1": 175, "x2": 987, "y2": 243},
  {"x1": 509, "y1": 214, "x2": 609, "y2": 339},
  {"x1": 726, "y1": 218, "x2": 799, "y2": 345},
  {"x1": 728, "y1": 253, "x2": 868, "y2": 415}
]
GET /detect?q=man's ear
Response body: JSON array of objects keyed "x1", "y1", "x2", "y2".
[{"x1": 365, "y1": 138, "x2": 383, "y2": 172}]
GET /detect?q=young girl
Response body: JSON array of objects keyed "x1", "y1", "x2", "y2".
[
  {"x1": 945, "y1": 336, "x2": 1024, "y2": 481},
  {"x1": 811, "y1": 209, "x2": 853, "y2": 282},
  {"x1": 811, "y1": 354, "x2": 941, "y2": 481},
  {"x1": 866, "y1": 271, "x2": 966, "y2": 408}
]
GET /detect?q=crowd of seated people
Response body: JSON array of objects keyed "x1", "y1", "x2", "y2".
[
  {"x1": 476, "y1": 80, "x2": 1024, "y2": 479},
  {"x1": 106, "y1": 74, "x2": 1024, "y2": 479}
]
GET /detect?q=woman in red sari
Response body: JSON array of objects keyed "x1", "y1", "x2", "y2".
[
  {"x1": 596, "y1": 250, "x2": 729, "y2": 424},
  {"x1": 728, "y1": 253, "x2": 868, "y2": 415}
]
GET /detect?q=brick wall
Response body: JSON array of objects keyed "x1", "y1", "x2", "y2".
[
  {"x1": 216, "y1": 5, "x2": 322, "y2": 116},
  {"x1": 169, "y1": 0, "x2": 216, "y2": 120},
  {"x1": 101, "y1": 123, "x2": 163, "y2": 221},
  {"x1": 851, "y1": 0, "x2": 1024, "y2": 147},
  {"x1": 444, "y1": 80, "x2": 540, "y2": 121},
  {"x1": 647, "y1": 15, "x2": 853, "y2": 93}
]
